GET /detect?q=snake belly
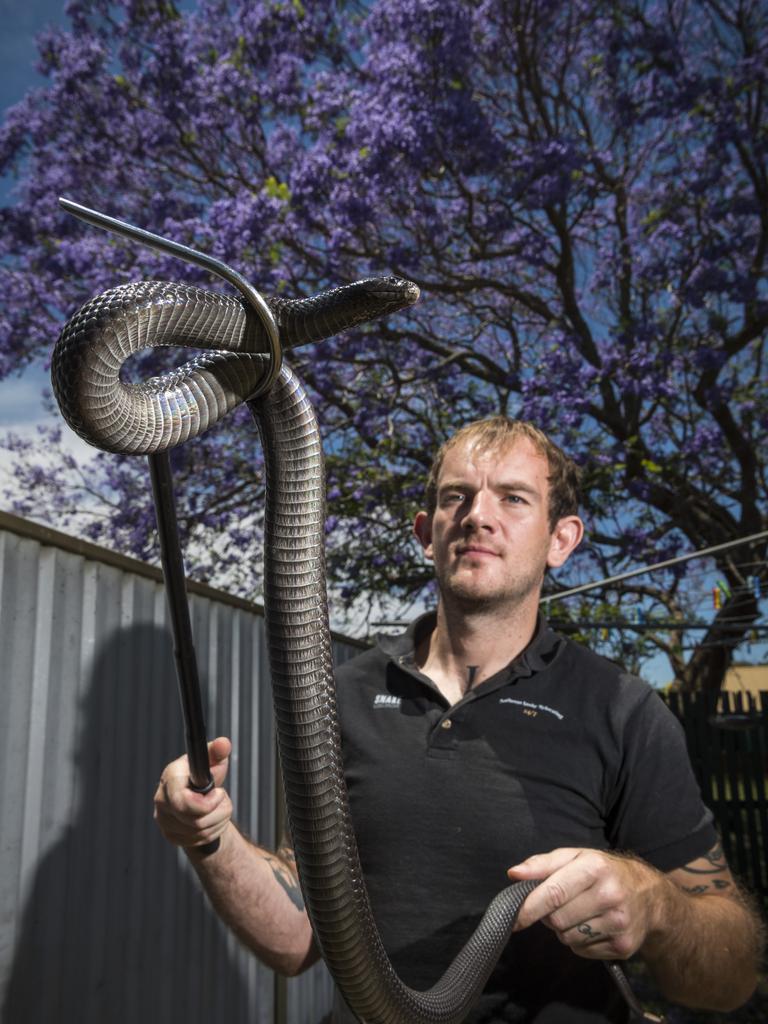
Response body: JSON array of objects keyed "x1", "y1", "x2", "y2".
[{"x1": 51, "y1": 277, "x2": 540, "y2": 1024}]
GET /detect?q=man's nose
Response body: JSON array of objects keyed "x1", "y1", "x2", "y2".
[{"x1": 462, "y1": 490, "x2": 494, "y2": 528}]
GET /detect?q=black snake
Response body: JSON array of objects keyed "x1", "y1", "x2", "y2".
[{"x1": 51, "y1": 277, "x2": 648, "y2": 1023}]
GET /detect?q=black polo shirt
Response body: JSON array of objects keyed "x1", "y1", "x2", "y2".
[{"x1": 334, "y1": 613, "x2": 716, "y2": 1023}]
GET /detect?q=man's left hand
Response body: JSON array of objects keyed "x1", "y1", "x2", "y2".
[{"x1": 507, "y1": 848, "x2": 664, "y2": 960}]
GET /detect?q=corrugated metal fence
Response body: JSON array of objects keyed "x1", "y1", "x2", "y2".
[{"x1": 0, "y1": 510, "x2": 359, "y2": 1024}]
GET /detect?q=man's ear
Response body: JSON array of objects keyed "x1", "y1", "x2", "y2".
[
  {"x1": 546, "y1": 515, "x2": 584, "y2": 569},
  {"x1": 413, "y1": 510, "x2": 434, "y2": 560}
]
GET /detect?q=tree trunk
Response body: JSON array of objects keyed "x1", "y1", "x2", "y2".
[{"x1": 677, "y1": 593, "x2": 760, "y2": 693}]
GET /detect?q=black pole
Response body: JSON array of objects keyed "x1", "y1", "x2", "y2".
[{"x1": 148, "y1": 451, "x2": 214, "y2": 795}]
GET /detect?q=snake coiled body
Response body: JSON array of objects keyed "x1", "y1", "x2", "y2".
[
  {"x1": 51, "y1": 277, "x2": 415, "y2": 453},
  {"x1": 51, "y1": 278, "x2": 612, "y2": 1023}
]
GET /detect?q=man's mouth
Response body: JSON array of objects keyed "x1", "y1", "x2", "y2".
[{"x1": 456, "y1": 545, "x2": 499, "y2": 558}]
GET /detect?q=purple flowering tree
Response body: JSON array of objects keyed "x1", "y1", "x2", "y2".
[{"x1": 1, "y1": 0, "x2": 766, "y2": 690}]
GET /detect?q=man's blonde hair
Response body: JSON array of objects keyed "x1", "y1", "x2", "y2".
[{"x1": 424, "y1": 416, "x2": 581, "y2": 530}]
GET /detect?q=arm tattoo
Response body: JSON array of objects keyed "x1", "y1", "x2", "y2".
[
  {"x1": 680, "y1": 843, "x2": 733, "y2": 895},
  {"x1": 682, "y1": 843, "x2": 727, "y2": 875},
  {"x1": 266, "y1": 845, "x2": 305, "y2": 911},
  {"x1": 682, "y1": 880, "x2": 733, "y2": 895}
]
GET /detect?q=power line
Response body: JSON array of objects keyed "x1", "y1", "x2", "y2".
[
  {"x1": 549, "y1": 620, "x2": 768, "y2": 634},
  {"x1": 544, "y1": 530, "x2": 768, "y2": 604}
]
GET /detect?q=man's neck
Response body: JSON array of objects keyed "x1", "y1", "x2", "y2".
[{"x1": 415, "y1": 598, "x2": 539, "y2": 705}]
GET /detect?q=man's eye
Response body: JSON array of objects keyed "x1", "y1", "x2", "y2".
[
  {"x1": 504, "y1": 494, "x2": 525, "y2": 504},
  {"x1": 442, "y1": 492, "x2": 465, "y2": 504}
]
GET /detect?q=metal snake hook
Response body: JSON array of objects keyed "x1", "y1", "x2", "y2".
[
  {"x1": 59, "y1": 197, "x2": 282, "y2": 826},
  {"x1": 57, "y1": 196, "x2": 283, "y2": 392}
]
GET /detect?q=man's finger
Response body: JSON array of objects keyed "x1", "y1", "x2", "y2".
[
  {"x1": 507, "y1": 848, "x2": 582, "y2": 880},
  {"x1": 537, "y1": 889, "x2": 615, "y2": 936},
  {"x1": 157, "y1": 771, "x2": 225, "y2": 819},
  {"x1": 156, "y1": 803, "x2": 232, "y2": 848},
  {"x1": 158, "y1": 738, "x2": 231, "y2": 794},
  {"x1": 207, "y1": 736, "x2": 232, "y2": 786},
  {"x1": 508, "y1": 850, "x2": 601, "y2": 931}
]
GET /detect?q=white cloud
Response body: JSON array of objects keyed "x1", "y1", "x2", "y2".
[{"x1": 0, "y1": 413, "x2": 100, "y2": 510}]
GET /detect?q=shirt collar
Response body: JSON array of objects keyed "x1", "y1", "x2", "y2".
[{"x1": 377, "y1": 610, "x2": 562, "y2": 683}]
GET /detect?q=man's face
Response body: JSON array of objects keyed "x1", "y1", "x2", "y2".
[{"x1": 414, "y1": 438, "x2": 582, "y2": 612}]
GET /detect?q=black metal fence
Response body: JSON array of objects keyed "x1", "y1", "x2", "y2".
[{"x1": 663, "y1": 689, "x2": 768, "y2": 909}]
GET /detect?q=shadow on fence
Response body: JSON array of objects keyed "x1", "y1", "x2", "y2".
[{"x1": 2, "y1": 623, "x2": 255, "y2": 1024}]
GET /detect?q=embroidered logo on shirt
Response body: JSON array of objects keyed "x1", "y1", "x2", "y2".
[
  {"x1": 499, "y1": 697, "x2": 564, "y2": 720},
  {"x1": 373, "y1": 694, "x2": 402, "y2": 709}
]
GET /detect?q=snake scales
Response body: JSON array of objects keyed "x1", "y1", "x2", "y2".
[{"x1": 51, "y1": 276, "x2": 641, "y2": 1023}]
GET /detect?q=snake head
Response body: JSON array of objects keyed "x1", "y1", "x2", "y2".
[
  {"x1": 273, "y1": 274, "x2": 420, "y2": 349},
  {"x1": 356, "y1": 275, "x2": 420, "y2": 308}
]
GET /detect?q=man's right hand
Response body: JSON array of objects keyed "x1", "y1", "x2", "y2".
[{"x1": 154, "y1": 736, "x2": 234, "y2": 850}]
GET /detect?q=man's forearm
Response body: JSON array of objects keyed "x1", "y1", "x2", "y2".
[
  {"x1": 641, "y1": 878, "x2": 763, "y2": 1011},
  {"x1": 186, "y1": 821, "x2": 318, "y2": 976}
]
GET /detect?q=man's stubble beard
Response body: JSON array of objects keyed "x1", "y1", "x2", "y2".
[{"x1": 434, "y1": 559, "x2": 547, "y2": 617}]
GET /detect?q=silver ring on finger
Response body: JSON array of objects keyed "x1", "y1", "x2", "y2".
[{"x1": 576, "y1": 921, "x2": 602, "y2": 940}]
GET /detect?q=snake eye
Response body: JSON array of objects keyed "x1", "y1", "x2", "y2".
[{"x1": 364, "y1": 276, "x2": 420, "y2": 305}]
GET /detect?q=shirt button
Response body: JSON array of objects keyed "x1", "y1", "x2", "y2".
[{"x1": 441, "y1": 719, "x2": 453, "y2": 730}]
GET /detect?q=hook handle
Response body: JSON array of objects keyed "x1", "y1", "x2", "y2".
[{"x1": 148, "y1": 451, "x2": 220, "y2": 857}]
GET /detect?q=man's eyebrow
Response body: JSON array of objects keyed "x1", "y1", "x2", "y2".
[
  {"x1": 438, "y1": 479, "x2": 542, "y2": 496},
  {"x1": 497, "y1": 480, "x2": 540, "y2": 494},
  {"x1": 437, "y1": 480, "x2": 470, "y2": 491}
]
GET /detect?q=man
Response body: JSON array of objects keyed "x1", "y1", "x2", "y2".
[{"x1": 155, "y1": 417, "x2": 762, "y2": 1022}]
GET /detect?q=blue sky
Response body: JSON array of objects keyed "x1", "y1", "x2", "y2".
[
  {"x1": 0, "y1": 1, "x2": 69, "y2": 427},
  {"x1": 0, "y1": 0, "x2": 67, "y2": 129}
]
